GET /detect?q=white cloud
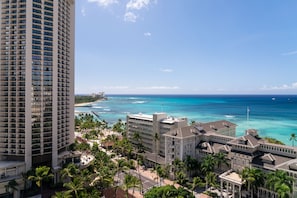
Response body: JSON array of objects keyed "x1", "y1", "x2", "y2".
[
  {"x1": 81, "y1": 7, "x2": 86, "y2": 16},
  {"x1": 88, "y1": 0, "x2": 118, "y2": 7},
  {"x1": 137, "y1": 86, "x2": 180, "y2": 90},
  {"x1": 160, "y1": 68, "x2": 173, "y2": 73},
  {"x1": 144, "y1": 32, "x2": 151, "y2": 37},
  {"x1": 124, "y1": 12, "x2": 137, "y2": 22},
  {"x1": 261, "y1": 82, "x2": 297, "y2": 90},
  {"x1": 282, "y1": 50, "x2": 297, "y2": 56},
  {"x1": 124, "y1": 0, "x2": 156, "y2": 22},
  {"x1": 103, "y1": 86, "x2": 129, "y2": 89},
  {"x1": 126, "y1": 0, "x2": 151, "y2": 10}
]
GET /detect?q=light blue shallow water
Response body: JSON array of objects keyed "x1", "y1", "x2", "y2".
[{"x1": 75, "y1": 95, "x2": 297, "y2": 145}]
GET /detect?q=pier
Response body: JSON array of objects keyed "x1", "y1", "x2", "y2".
[{"x1": 91, "y1": 111, "x2": 101, "y2": 119}]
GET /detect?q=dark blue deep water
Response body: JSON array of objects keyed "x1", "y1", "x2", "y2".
[{"x1": 75, "y1": 95, "x2": 297, "y2": 145}]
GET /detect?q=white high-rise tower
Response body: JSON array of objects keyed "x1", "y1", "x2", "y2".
[{"x1": 0, "y1": 0, "x2": 75, "y2": 171}]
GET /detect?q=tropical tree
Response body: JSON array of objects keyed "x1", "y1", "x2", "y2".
[
  {"x1": 205, "y1": 172, "x2": 217, "y2": 190},
  {"x1": 115, "y1": 158, "x2": 129, "y2": 182},
  {"x1": 133, "y1": 132, "x2": 144, "y2": 153},
  {"x1": 156, "y1": 165, "x2": 170, "y2": 186},
  {"x1": 191, "y1": 176, "x2": 204, "y2": 194},
  {"x1": 92, "y1": 165, "x2": 115, "y2": 190},
  {"x1": 64, "y1": 177, "x2": 85, "y2": 198},
  {"x1": 52, "y1": 191, "x2": 72, "y2": 198},
  {"x1": 5, "y1": 179, "x2": 18, "y2": 196},
  {"x1": 172, "y1": 158, "x2": 186, "y2": 180},
  {"x1": 201, "y1": 155, "x2": 216, "y2": 174},
  {"x1": 263, "y1": 137, "x2": 285, "y2": 145},
  {"x1": 113, "y1": 138, "x2": 134, "y2": 158},
  {"x1": 144, "y1": 185, "x2": 194, "y2": 198},
  {"x1": 112, "y1": 119, "x2": 125, "y2": 134},
  {"x1": 122, "y1": 173, "x2": 141, "y2": 197},
  {"x1": 60, "y1": 163, "x2": 79, "y2": 182},
  {"x1": 175, "y1": 171, "x2": 188, "y2": 187},
  {"x1": 265, "y1": 170, "x2": 294, "y2": 198},
  {"x1": 290, "y1": 133, "x2": 297, "y2": 147},
  {"x1": 240, "y1": 167, "x2": 264, "y2": 198},
  {"x1": 28, "y1": 166, "x2": 53, "y2": 197},
  {"x1": 184, "y1": 155, "x2": 199, "y2": 177},
  {"x1": 213, "y1": 152, "x2": 229, "y2": 171},
  {"x1": 21, "y1": 169, "x2": 33, "y2": 198}
]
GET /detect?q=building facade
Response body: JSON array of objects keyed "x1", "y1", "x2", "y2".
[
  {"x1": 164, "y1": 123, "x2": 297, "y2": 197},
  {"x1": 164, "y1": 120, "x2": 236, "y2": 165},
  {"x1": 0, "y1": 1, "x2": 75, "y2": 195},
  {"x1": 126, "y1": 113, "x2": 188, "y2": 157}
]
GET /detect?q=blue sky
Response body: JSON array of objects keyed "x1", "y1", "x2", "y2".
[{"x1": 75, "y1": 0, "x2": 297, "y2": 94}]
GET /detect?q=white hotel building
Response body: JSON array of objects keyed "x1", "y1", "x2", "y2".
[
  {"x1": 127, "y1": 112, "x2": 297, "y2": 197},
  {"x1": 126, "y1": 113, "x2": 188, "y2": 159}
]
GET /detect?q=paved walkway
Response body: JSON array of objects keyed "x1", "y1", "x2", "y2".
[{"x1": 127, "y1": 166, "x2": 202, "y2": 198}]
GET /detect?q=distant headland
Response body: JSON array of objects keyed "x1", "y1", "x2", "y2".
[{"x1": 75, "y1": 92, "x2": 107, "y2": 107}]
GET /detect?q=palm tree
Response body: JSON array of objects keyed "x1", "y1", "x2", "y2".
[
  {"x1": 184, "y1": 155, "x2": 199, "y2": 177},
  {"x1": 201, "y1": 155, "x2": 216, "y2": 174},
  {"x1": 155, "y1": 165, "x2": 170, "y2": 186},
  {"x1": 172, "y1": 158, "x2": 185, "y2": 180},
  {"x1": 5, "y1": 179, "x2": 18, "y2": 196},
  {"x1": 64, "y1": 177, "x2": 85, "y2": 198},
  {"x1": 60, "y1": 163, "x2": 79, "y2": 182},
  {"x1": 214, "y1": 152, "x2": 229, "y2": 172},
  {"x1": 266, "y1": 170, "x2": 293, "y2": 198},
  {"x1": 133, "y1": 132, "x2": 144, "y2": 153},
  {"x1": 175, "y1": 171, "x2": 188, "y2": 187},
  {"x1": 191, "y1": 176, "x2": 204, "y2": 194},
  {"x1": 205, "y1": 172, "x2": 217, "y2": 191},
  {"x1": 52, "y1": 191, "x2": 72, "y2": 198},
  {"x1": 28, "y1": 166, "x2": 53, "y2": 197},
  {"x1": 240, "y1": 167, "x2": 264, "y2": 198},
  {"x1": 122, "y1": 173, "x2": 141, "y2": 197},
  {"x1": 290, "y1": 133, "x2": 297, "y2": 147},
  {"x1": 276, "y1": 183, "x2": 292, "y2": 198},
  {"x1": 116, "y1": 158, "x2": 129, "y2": 183}
]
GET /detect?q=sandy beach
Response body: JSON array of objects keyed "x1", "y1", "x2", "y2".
[
  {"x1": 74, "y1": 98, "x2": 106, "y2": 107},
  {"x1": 74, "y1": 102, "x2": 94, "y2": 107}
]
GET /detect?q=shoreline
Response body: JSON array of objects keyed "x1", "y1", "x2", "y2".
[
  {"x1": 74, "y1": 98, "x2": 105, "y2": 107},
  {"x1": 74, "y1": 102, "x2": 93, "y2": 107}
]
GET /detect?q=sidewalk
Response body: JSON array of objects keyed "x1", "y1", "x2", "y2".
[{"x1": 128, "y1": 166, "x2": 198, "y2": 198}]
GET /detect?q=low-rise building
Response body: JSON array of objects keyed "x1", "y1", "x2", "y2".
[
  {"x1": 127, "y1": 111, "x2": 297, "y2": 196},
  {"x1": 126, "y1": 113, "x2": 188, "y2": 157},
  {"x1": 0, "y1": 161, "x2": 25, "y2": 198},
  {"x1": 164, "y1": 120, "x2": 236, "y2": 165},
  {"x1": 165, "y1": 123, "x2": 297, "y2": 197}
]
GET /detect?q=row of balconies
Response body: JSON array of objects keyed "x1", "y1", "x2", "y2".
[
  {"x1": 3, "y1": 45, "x2": 25, "y2": 50},
  {"x1": 0, "y1": 118, "x2": 25, "y2": 122},
  {"x1": 0, "y1": 87, "x2": 25, "y2": 92},
  {"x1": 0, "y1": 59, "x2": 26, "y2": 65},
  {"x1": 2, "y1": 0, "x2": 26, "y2": 4},
  {"x1": 0, "y1": 139, "x2": 26, "y2": 146},
  {"x1": 0, "y1": 92, "x2": 26, "y2": 97},
  {"x1": 0, "y1": 123, "x2": 25, "y2": 128},
  {"x1": 0, "y1": 149, "x2": 25, "y2": 155},
  {"x1": 1, "y1": 38, "x2": 26, "y2": 46},
  {"x1": 1, "y1": 52, "x2": 26, "y2": 56}
]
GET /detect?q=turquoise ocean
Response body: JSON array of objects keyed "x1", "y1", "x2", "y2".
[{"x1": 75, "y1": 95, "x2": 297, "y2": 145}]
